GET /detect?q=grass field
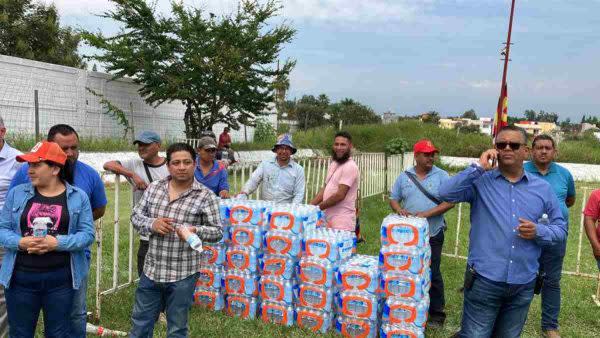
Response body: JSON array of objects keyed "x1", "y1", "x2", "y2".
[{"x1": 80, "y1": 181, "x2": 600, "y2": 338}]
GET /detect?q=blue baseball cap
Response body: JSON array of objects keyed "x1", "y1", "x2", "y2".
[
  {"x1": 133, "y1": 131, "x2": 161, "y2": 145},
  {"x1": 272, "y1": 133, "x2": 297, "y2": 154}
]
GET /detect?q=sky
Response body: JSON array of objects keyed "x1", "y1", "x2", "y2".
[{"x1": 50, "y1": 0, "x2": 600, "y2": 121}]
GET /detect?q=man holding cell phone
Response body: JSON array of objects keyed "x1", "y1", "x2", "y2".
[{"x1": 439, "y1": 126, "x2": 567, "y2": 338}]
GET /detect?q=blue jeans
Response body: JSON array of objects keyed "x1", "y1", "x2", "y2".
[
  {"x1": 539, "y1": 241, "x2": 566, "y2": 331},
  {"x1": 70, "y1": 273, "x2": 88, "y2": 337},
  {"x1": 459, "y1": 272, "x2": 535, "y2": 338},
  {"x1": 130, "y1": 272, "x2": 198, "y2": 338},
  {"x1": 5, "y1": 267, "x2": 74, "y2": 338}
]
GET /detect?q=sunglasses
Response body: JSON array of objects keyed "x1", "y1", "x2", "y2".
[{"x1": 495, "y1": 142, "x2": 525, "y2": 151}]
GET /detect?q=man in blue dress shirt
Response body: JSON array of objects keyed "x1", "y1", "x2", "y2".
[
  {"x1": 440, "y1": 126, "x2": 567, "y2": 338},
  {"x1": 524, "y1": 134, "x2": 575, "y2": 338}
]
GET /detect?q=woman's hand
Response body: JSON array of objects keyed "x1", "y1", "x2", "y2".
[
  {"x1": 18, "y1": 237, "x2": 44, "y2": 251},
  {"x1": 27, "y1": 235, "x2": 58, "y2": 255}
]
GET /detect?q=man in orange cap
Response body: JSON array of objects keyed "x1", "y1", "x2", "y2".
[{"x1": 389, "y1": 139, "x2": 454, "y2": 328}]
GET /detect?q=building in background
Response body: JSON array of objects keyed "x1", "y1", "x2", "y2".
[
  {"x1": 438, "y1": 117, "x2": 493, "y2": 136},
  {"x1": 514, "y1": 121, "x2": 558, "y2": 136}
]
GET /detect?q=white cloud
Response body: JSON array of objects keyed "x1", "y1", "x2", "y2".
[
  {"x1": 50, "y1": 0, "x2": 431, "y2": 23},
  {"x1": 467, "y1": 80, "x2": 496, "y2": 89}
]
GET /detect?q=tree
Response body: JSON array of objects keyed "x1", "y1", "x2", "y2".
[
  {"x1": 330, "y1": 98, "x2": 381, "y2": 126},
  {"x1": 294, "y1": 94, "x2": 330, "y2": 130},
  {"x1": 524, "y1": 109, "x2": 537, "y2": 121},
  {"x1": 0, "y1": 0, "x2": 84, "y2": 67},
  {"x1": 82, "y1": 0, "x2": 296, "y2": 138},
  {"x1": 421, "y1": 111, "x2": 440, "y2": 124},
  {"x1": 461, "y1": 109, "x2": 478, "y2": 120},
  {"x1": 536, "y1": 110, "x2": 559, "y2": 123}
]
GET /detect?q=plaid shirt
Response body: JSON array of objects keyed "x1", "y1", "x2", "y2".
[{"x1": 131, "y1": 176, "x2": 222, "y2": 282}]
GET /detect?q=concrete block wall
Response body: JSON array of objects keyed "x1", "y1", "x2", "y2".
[{"x1": 0, "y1": 55, "x2": 276, "y2": 142}]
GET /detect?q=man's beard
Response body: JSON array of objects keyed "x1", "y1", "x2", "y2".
[{"x1": 331, "y1": 149, "x2": 350, "y2": 164}]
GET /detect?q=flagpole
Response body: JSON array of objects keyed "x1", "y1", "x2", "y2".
[
  {"x1": 494, "y1": 0, "x2": 516, "y2": 137},
  {"x1": 500, "y1": 0, "x2": 516, "y2": 91}
]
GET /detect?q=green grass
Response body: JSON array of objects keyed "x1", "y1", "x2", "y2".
[{"x1": 82, "y1": 182, "x2": 600, "y2": 337}]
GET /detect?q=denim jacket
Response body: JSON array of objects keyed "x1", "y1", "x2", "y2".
[{"x1": 0, "y1": 183, "x2": 95, "y2": 289}]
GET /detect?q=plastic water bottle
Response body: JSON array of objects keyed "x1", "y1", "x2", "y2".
[
  {"x1": 260, "y1": 254, "x2": 296, "y2": 280},
  {"x1": 335, "y1": 315, "x2": 378, "y2": 338},
  {"x1": 197, "y1": 266, "x2": 225, "y2": 290},
  {"x1": 264, "y1": 231, "x2": 302, "y2": 258},
  {"x1": 226, "y1": 246, "x2": 260, "y2": 273},
  {"x1": 538, "y1": 213, "x2": 549, "y2": 225},
  {"x1": 298, "y1": 257, "x2": 336, "y2": 288},
  {"x1": 337, "y1": 290, "x2": 381, "y2": 321},
  {"x1": 382, "y1": 296, "x2": 429, "y2": 328},
  {"x1": 296, "y1": 307, "x2": 332, "y2": 334},
  {"x1": 230, "y1": 225, "x2": 263, "y2": 250},
  {"x1": 200, "y1": 243, "x2": 226, "y2": 266},
  {"x1": 379, "y1": 246, "x2": 427, "y2": 274},
  {"x1": 381, "y1": 271, "x2": 429, "y2": 301},
  {"x1": 194, "y1": 287, "x2": 225, "y2": 311},
  {"x1": 298, "y1": 283, "x2": 334, "y2": 312},
  {"x1": 380, "y1": 323, "x2": 424, "y2": 338},
  {"x1": 260, "y1": 301, "x2": 295, "y2": 326},
  {"x1": 226, "y1": 295, "x2": 258, "y2": 319},
  {"x1": 223, "y1": 270, "x2": 259, "y2": 297},
  {"x1": 186, "y1": 233, "x2": 203, "y2": 253},
  {"x1": 259, "y1": 276, "x2": 296, "y2": 305},
  {"x1": 337, "y1": 256, "x2": 380, "y2": 294},
  {"x1": 32, "y1": 217, "x2": 50, "y2": 238},
  {"x1": 381, "y1": 214, "x2": 428, "y2": 248}
]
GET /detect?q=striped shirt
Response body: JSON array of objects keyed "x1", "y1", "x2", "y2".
[{"x1": 131, "y1": 176, "x2": 222, "y2": 282}]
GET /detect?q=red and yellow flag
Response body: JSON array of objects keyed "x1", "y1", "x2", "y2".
[{"x1": 493, "y1": 83, "x2": 508, "y2": 137}]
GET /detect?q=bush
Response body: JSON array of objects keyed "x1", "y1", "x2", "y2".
[
  {"x1": 254, "y1": 118, "x2": 276, "y2": 144},
  {"x1": 385, "y1": 137, "x2": 408, "y2": 155}
]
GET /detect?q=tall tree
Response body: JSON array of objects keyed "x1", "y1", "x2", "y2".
[
  {"x1": 0, "y1": 0, "x2": 84, "y2": 67},
  {"x1": 330, "y1": 98, "x2": 381, "y2": 126},
  {"x1": 461, "y1": 109, "x2": 478, "y2": 120},
  {"x1": 82, "y1": 0, "x2": 296, "y2": 137},
  {"x1": 523, "y1": 109, "x2": 537, "y2": 121}
]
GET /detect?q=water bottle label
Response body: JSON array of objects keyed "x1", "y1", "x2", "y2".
[
  {"x1": 342, "y1": 297, "x2": 373, "y2": 319},
  {"x1": 299, "y1": 287, "x2": 327, "y2": 309},
  {"x1": 389, "y1": 305, "x2": 416, "y2": 324},
  {"x1": 341, "y1": 272, "x2": 371, "y2": 290},
  {"x1": 262, "y1": 281, "x2": 284, "y2": 301},
  {"x1": 300, "y1": 263, "x2": 327, "y2": 285},
  {"x1": 297, "y1": 311, "x2": 324, "y2": 332},
  {"x1": 305, "y1": 239, "x2": 331, "y2": 259},
  {"x1": 386, "y1": 279, "x2": 415, "y2": 298},
  {"x1": 386, "y1": 223, "x2": 419, "y2": 246},
  {"x1": 230, "y1": 205, "x2": 254, "y2": 224},
  {"x1": 269, "y1": 212, "x2": 296, "y2": 231}
]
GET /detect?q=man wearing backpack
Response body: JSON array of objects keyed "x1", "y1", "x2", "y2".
[{"x1": 388, "y1": 139, "x2": 454, "y2": 328}]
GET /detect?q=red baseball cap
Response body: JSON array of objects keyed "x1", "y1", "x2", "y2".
[
  {"x1": 413, "y1": 139, "x2": 438, "y2": 154},
  {"x1": 16, "y1": 141, "x2": 67, "y2": 166}
]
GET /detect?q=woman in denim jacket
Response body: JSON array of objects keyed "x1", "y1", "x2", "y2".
[{"x1": 0, "y1": 141, "x2": 95, "y2": 337}]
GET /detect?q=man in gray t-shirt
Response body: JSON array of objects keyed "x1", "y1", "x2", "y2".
[{"x1": 104, "y1": 131, "x2": 168, "y2": 276}]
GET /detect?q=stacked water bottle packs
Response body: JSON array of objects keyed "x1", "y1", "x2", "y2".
[
  {"x1": 296, "y1": 228, "x2": 356, "y2": 334},
  {"x1": 379, "y1": 214, "x2": 431, "y2": 337},
  {"x1": 222, "y1": 199, "x2": 270, "y2": 319},
  {"x1": 259, "y1": 203, "x2": 322, "y2": 327},
  {"x1": 194, "y1": 231, "x2": 227, "y2": 311},
  {"x1": 334, "y1": 255, "x2": 381, "y2": 338}
]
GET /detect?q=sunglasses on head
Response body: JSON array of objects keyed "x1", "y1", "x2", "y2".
[{"x1": 495, "y1": 142, "x2": 525, "y2": 151}]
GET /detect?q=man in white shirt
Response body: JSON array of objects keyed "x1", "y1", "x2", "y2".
[
  {"x1": 103, "y1": 131, "x2": 169, "y2": 276},
  {"x1": 0, "y1": 115, "x2": 21, "y2": 337}
]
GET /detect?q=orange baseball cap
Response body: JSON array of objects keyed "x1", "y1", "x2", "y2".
[
  {"x1": 16, "y1": 141, "x2": 67, "y2": 166},
  {"x1": 413, "y1": 139, "x2": 438, "y2": 154}
]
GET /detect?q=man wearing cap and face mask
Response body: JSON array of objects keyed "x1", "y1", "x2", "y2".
[
  {"x1": 194, "y1": 136, "x2": 229, "y2": 198},
  {"x1": 103, "y1": 131, "x2": 169, "y2": 277},
  {"x1": 239, "y1": 134, "x2": 305, "y2": 204},
  {"x1": 389, "y1": 139, "x2": 454, "y2": 328}
]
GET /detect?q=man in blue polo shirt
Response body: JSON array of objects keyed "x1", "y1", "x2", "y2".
[
  {"x1": 194, "y1": 136, "x2": 229, "y2": 197},
  {"x1": 524, "y1": 134, "x2": 575, "y2": 338},
  {"x1": 389, "y1": 139, "x2": 454, "y2": 328},
  {"x1": 10, "y1": 124, "x2": 107, "y2": 338}
]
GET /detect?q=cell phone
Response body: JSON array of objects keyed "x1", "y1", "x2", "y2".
[
  {"x1": 534, "y1": 271, "x2": 545, "y2": 295},
  {"x1": 491, "y1": 157, "x2": 497, "y2": 168},
  {"x1": 464, "y1": 265, "x2": 477, "y2": 291}
]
